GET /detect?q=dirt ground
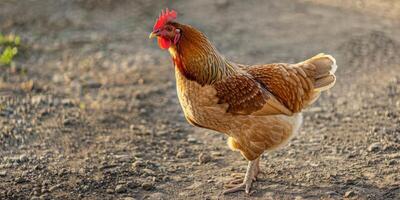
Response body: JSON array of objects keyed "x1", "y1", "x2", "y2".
[{"x1": 1, "y1": 0, "x2": 400, "y2": 199}]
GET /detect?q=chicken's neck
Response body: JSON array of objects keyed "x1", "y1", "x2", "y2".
[{"x1": 168, "y1": 24, "x2": 237, "y2": 85}]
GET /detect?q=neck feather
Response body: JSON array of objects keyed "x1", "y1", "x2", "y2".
[{"x1": 169, "y1": 23, "x2": 236, "y2": 85}]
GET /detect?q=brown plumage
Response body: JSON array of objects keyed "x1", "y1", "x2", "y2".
[{"x1": 149, "y1": 9, "x2": 337, "y2": 194}]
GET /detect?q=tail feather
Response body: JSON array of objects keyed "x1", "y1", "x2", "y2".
[{"x1": 303, "y1": 53, "x2": 337, "y2": 92}]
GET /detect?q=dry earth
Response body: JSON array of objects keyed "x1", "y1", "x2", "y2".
[{"x1": 0, "y1": 0, "x2": 399, "y2": 199}]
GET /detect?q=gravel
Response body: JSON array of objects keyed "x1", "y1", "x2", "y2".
[{"x1": 0, "y1": 0, "x2": 399, "y2": 200}]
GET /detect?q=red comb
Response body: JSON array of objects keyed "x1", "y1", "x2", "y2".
[{"x1": 153, "y1": 8, "x2": 177, "y2": 31}]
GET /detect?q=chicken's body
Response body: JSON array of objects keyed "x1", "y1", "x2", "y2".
[
  {"x1": 175, "y1": 62, "x2": 303, "y2": 160},
  {"x1": 149, "y1": 10, "x2": 337, "y2": 194}
]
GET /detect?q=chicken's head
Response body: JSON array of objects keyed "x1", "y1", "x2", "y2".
[{"x1": 149, "y1": 9, "x2": 180, "y2": 50}]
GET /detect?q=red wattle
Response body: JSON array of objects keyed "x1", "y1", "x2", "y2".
[{"x1": 158, "y1": 37, "x2": 171, "y2": 49}]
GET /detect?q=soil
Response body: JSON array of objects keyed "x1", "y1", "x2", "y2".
[{"x1": 1, "y1": 0, "x2": 400, "y2": 199}]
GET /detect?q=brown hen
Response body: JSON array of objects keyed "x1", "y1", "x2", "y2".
[{"x1": 149, "y1": 9, "x2": 337, "y2": 194}]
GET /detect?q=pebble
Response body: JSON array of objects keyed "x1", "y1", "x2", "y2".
[
  {"x1": 368, "y1": 143, "x2": 381, "y2": 152},
  {"x1": 122, "y1": 198, "x2": 137, "y2": 200},
  {"x1": 61, "y1": 99, "x2": 75, "y2": 106},
  {"x1": 143, "y1": 168, "x2": 155, "y2": 175},
  {"x1": 176, "y1": 150, "x2": 187, "y2": 158},
  {"x1": 141, "y1": 182, "x2": 154, "y2": 190},
  {"x1": 388, "y1": 159, "x2": 397, "y2": 165},
  {"x1": 132, "y1": 160, "x2": 144, "y2": 169},
  {"x1": 0, "y1": 171, "x2": 6, "y2": 177},
  {"x1": 127, "y1": 181, "x2": 139, "y2": 188},
  {"x1": 15, "y1": 177, "x2": 27, "y2": 183},
  {"x1": 106, "y1": 188, "x2": 114, "y2": 194},
  {"x1": 39, "y1": 193, "x2": 50, "y2": 199},
  {"x1": 308, "y1": 107, "x2": 323, "y2": 113},
  {"x1": 343, "y1": 117, "x2": 352, "y2": 122},
  {"x1": 49, "y1": 184, "x2": 61, "y2": 192},
  {"x1": 344, "y1": 190, "x2": 357, "y2": 198},
  {"x1": 198, "y1": 153, "x2": 212, "y2": 164},
  {"x1": 115, "y1": 184, "x2": 127, "y2": 193},
  {"x1": 211, "y1": 151, "x2": 222, "y2": 157},
  {"x1": 185, "y1": 181, "x2": 202, "y2": 190},
  {"x1": 148, "y1": 192, "x2": 165, "y2": 200},
  {"x1": 326, "y1": 191, "x2": 337, "y2": 196},
  {"x1": 19, "y1": 154, "x2": 29, "y2": 162},
  {"x1": 187, "y1": 137, "x2": 197, "y2": 143},
  {"x1": 31, "y1": 95, "x2": 45, "y2": 105}
]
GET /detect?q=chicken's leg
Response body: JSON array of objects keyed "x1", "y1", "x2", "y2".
[{"x1": 223, "y1": 157, "x2": 260, "y2": 194}]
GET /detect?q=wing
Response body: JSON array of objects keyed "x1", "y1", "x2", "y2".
[
  {"x1": 212, "y1": 54, "x2": 337, "y2": 116},
  {"x1": 245, "y1": 63, "x2": 316, "y2": 113},
  {"x1": 212, "y1": 73, "x2": 293, "y2": 116}
]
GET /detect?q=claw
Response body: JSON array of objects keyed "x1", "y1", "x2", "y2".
[
  {"x1": 223, "y1": 183, "x2": 245, "y2": 194},
  {"x1": 230, "y1": 173, "x2": 244, "y2": 178},
  {"x1": 224, "y1": 179, "x2": 243, "y2": 188},
  {"x1": 223, "y1": 157, "x2": 260, "y2": 195}
]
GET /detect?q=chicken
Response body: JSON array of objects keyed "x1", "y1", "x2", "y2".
[{"x1": 149, "y1": 9, "x2": 337, "y2": 194}]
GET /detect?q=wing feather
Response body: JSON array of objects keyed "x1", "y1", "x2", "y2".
[{"x1": 212, "y1": 54, "x2": 337, "y2": 116}]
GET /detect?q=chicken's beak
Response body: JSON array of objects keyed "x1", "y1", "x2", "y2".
[{"x1": 149, "y1": 32, "x2": 158, "y2": 39}]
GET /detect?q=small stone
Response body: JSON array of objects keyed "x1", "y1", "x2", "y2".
[
  {"x1": 49, "y1": 184, "x2": 61, "y2": 192},
  {"x1": 31, "y1": 95, "x2": 45, "y2": 105},
  {"x1": 39, "y1": 193, "x2": 50, "y2": 200},
  {"x1": 127, "y1": 181, "x2": 139, "y2": 189},
  {"x1": 15, "y1": 177, "x2": 27, "y2": 183},
  {"x1": 344, "y1": 190, "x2": 356, "y2": 198},
  {"x1": 82, "y1": 81, "x2": 102, "y2": 89},
  {"x1": 115, "y1": 184, "x2": 127, "y2": 193},
  {"x1": 78, "y1": 168, "x2": 85, "y2": 174},
  {"x1": 388, "y1": 159, "x2": 397, "y2": 165},
  {"x1": 185, "y1": 181, "x2": 203, "y2": 190},
  {"x1": 308, "y1": 107, "x2": 322, "y2": 113},
  {"x1": 326, "y1": 191, "x2": 337, "y2": 196},
  {"x1": 106, "y1": 188, "x2": 114, "y2": 194},
  {"x1": 42, "y1": 180, "x2": 50, "y2": 186},
  {"x1": 52, "y1": 74, "x2": 64, "y2": 83},
  {"x1": 162, "y1": 176, "x2": 170, "y2": 181},
  {"x1": 176, "y1": 150, "x2": 187, "y2": 158},
  {"x1": 0, "y1": 171, "x2": 6, "y2": 177},
  {"x1": 41, "y1": 188, "x2": 49, "y2": 193},
  {"x1": 141, "y1": 182, "x2": 154, "y2": 190},
  {"x1": 343, "y1": 117, "x2": 352, "y2": 122},
  {"x1": 19, "y1": 154, "x2": 28, "y2": 162},
  {"x1": 143, "y1": 168, "x2": 155, "y2": 175},
  {"x1": 187, "y1": 136, "x2": 197, "y2": 143},
  {"x1": 198, "y1": 153, "x2": 212, "y2": 164},
  {"x1": 148, "y1": 192, "x2": 165, "y2": 200},
  {"x1": 368, "y1": 143, "x2": 381, "y2": 152},
  {"x1": 61, "y1": 99, "x2": 74, "y2": 106},
  {"x1": 122, "y1": 197, "x2": 137, "y2": 200},
  {"x1": 63, "y1": 118, "x2": 75, "y2": 126},
  {"x1": 211, "y1": 151, "x2": 222, "y2": 157},
  {"x1": 139, "y1": 108, "x2": 147, "y2": 114},
  {"x1": 132, "y1": 161, "x2": 144, "y2": 168}
]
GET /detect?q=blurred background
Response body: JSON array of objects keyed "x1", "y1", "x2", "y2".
[{"x1": 0, "y1": 0, "x2": 399, "y2": 199}]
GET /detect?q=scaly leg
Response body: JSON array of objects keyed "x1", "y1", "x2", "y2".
[{"x1": 223, "y1": 157, "x2": 260, "y2": 194}]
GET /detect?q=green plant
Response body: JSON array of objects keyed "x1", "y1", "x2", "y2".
[{"x1": 0, "y1": 33, "x2": 20, "y2": 66}]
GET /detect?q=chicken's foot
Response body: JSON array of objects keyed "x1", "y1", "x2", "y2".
[{"x1": 223, "y1": 157, "x2": 260, "y2": 194}]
